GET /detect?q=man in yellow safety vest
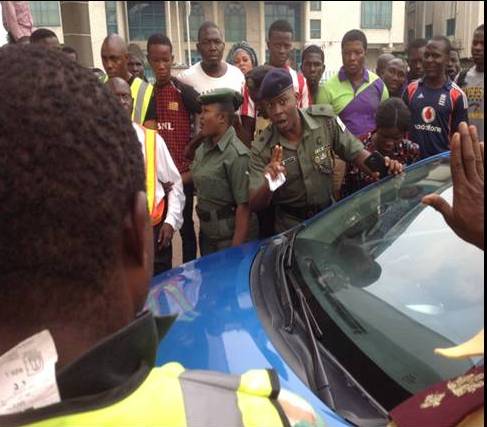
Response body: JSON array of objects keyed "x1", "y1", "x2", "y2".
[
  {"x1": 107, "y1": 76, "x2": 185, "y2": 275},
  {"x1": 101, "y1": 34, "x2": 156, "y2": 127},
  {"x1": 0, "y1": 45, "x2": 324, "y2": 427}
]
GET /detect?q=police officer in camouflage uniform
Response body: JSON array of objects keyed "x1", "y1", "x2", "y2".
[
  {"x1": 249, "y1": 68, "x2": 404, "y2": 233},
  {"x1": 191, "y1": 88, "x2": 258, "y2": 255}
]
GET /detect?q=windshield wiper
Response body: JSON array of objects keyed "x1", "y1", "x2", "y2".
[
  {"x1": 276, "y1": 230, "x2": 336, "y2": 411},
  {"x1": 306, "y1": 258, "x2": 366, "y2": 335}
]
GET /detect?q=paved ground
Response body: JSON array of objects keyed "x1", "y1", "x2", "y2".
[{"x1": 171, "y1": 198, "x2": 200, "y2": 267}]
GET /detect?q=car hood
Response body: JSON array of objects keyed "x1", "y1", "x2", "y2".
[{"x1": 146, "y1": 241, "x2": 348, "y2": 427}]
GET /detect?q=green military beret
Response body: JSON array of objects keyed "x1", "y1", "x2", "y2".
[{"x1": 198, "y1": 88, "x2": 243, "y2": 111}]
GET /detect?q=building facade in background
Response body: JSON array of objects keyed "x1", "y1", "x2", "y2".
[
  {"x1": 23, "y1": 1, "x2": 406, "y2": 77},
  {"x1": 406, "y1": 1, "x2": 484, "y2": 59}
]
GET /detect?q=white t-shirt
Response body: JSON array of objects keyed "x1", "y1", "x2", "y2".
[{"x1": 178, "y1": 61, "x2": 245, "y2": 96}]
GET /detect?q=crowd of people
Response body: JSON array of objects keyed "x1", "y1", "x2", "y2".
[
  {"x1": 0, "y1": 4, "x2": 484, "y2": 426},
  {"x1": 6, "y1": 19, "x2": 483, "y2": 275}
]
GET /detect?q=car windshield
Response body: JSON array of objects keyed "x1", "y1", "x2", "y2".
[{"x1": 293, "y1": 156, "x2": 484, "y2": 396}]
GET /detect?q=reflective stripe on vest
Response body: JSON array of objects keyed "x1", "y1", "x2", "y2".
[
  {"x1": 22, "y1": 363, "x2": 288, "y2": 427},
  {"x1": 143, "y1": 127, "x2": 165, "y2": 226},
  {"x1": 131, "y1": 77, "x2": 154, "y2": 125}
]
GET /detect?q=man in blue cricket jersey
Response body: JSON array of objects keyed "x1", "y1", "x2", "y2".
[{"x1": 403, "y1": 35, "x2": 469, "y2": 159}]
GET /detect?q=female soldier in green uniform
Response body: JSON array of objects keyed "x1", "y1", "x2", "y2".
[{"x1": 190, "y1": 88, "x2": 257, "y2": 256}]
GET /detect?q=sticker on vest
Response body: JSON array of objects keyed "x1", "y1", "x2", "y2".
[
  {"x1": 336, "y1": 116, "x2": 347, "y2": 132},
  {"x1": 0, "y1": 330, "x2": 60, "y2": 416},
  {"x1": 265, "y1": 172, "x2": 286, "y2": 192}
]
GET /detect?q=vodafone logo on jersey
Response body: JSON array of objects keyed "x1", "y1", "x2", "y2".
[{"x1": 422, "y1": 107, "x2": 436, "y2": 124}]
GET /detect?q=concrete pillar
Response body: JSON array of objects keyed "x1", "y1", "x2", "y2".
[
  {"x1": 60, "y1": 1, "x2": 94, "y2": 68},
  {"x1": 259, "y1": 1, "x2": 266, "y2": 64},
  {"x1": 304, "y1": 1, "x2": 310, "y2": 43}
]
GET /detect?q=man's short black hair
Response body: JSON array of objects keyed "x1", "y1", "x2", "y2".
[
  {"x1": 302, "y1": 44, "x2": 324, "y2": 63},
  {"x1": 198, "y1": 21, "x2": 221, "y2": 42},
  {"x1": 268, "y1": 19, "x2": 294, "y2": 40},
  {"x1": 341, "y1": 29, "x2": 368, "y2": 51},
  {"x1": 0, "y1": 46, "x2": 145, "y2": 309},
  {"x1": 430, "y1": 35, "x2": 452, "y2": 55},
  {"x1": 147, "y1": 33, "x2": 173, "y2": 54},
  {"x1": 30, "y1": 28, "x2": 58, "y2": 44},
  {"x1": 62, "y1": 45, "x2": 78, "y2": 58},
  {"x1": 376, "y1": 98, "x2": 411, "y2": 132},
  {"x1": 475, "y1": 24, "x2": 484, "y2": 33},
  {"x1": 407, "y1": 38, "x2": 428, "y2": 54}
]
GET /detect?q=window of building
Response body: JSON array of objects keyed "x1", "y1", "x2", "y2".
[
  {"x1": 186, "y1": 2, "x2": 205, "y2": 42},
  {"x1": 29, "y1": 1, "x2": 61, "y2": 26},
  {"x1": 446, "y1": 18, "x2": 456, "y2": 37},
  {"x1": 265, "y1": 2, "x2": 302, "y2": 42},
  {"x1": 361, "y1": 1, "x2": 392, "y2": 29},
  {"x1": 408, "y1": 29, "x2": 415, "y2": 43},
  {"x1": 127, "y1": 1, "x2": 165, "y2": 42},
  {"x1": 425, "y1": 24, "x2": 433, "y2": 40},
  {"x1": 310, "y1": 19, "x2": 321, "y2": 39},
  {"x1": 310, "y1": 1, "x2": 322, "y2": 11},
  {"x1": 224, "y1": 2, "x2": 246, "y2": 42},
  {"x1": 105, "y1": 1, "x2": 118, "y2": 35}
]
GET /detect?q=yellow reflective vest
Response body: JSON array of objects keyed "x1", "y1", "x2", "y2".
[
  {"x1": 21, "y1": 363, "x2": 289, "y2": 427},
  {"x1": 101, "y1": 75, "x2": 154, "y2": 125},
  {"x1": 136, "y1": 124, "x2": 165, "y2": 226}
]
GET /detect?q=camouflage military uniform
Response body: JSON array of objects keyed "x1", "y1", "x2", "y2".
[
  {"x1": 192, "y1": 126, "x2": 257, "y2": 255},
  {"x1": 249, "y1": 105, "x2": 364, "y2": 233}
]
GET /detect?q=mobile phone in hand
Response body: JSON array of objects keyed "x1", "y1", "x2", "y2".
[{"x1": 364, "y1": 151, "x2": 389, "y2": 179}]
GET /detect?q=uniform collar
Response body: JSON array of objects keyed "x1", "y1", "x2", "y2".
[
  {"x1": 275, "y1": 110, "x2": 320, "y2": 150},
  {"x1": 212, "y1": 126, "x2": 236, "y2": 152},
  {"x1": 0, "y1": 312, "x2": 176, "y2": 427},
  {"x1": 300, "y1": 109, "x2": 322, "y2": 131},
  {"x1": 338, "y1": 66, "x2": 369, "y2": 83},
  {"x1": 57, "y1": 311, "x2": 175, "y2": 399}
]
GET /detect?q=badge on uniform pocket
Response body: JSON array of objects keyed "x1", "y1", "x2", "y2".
[
  {"x1": 168, "y1": 102, "x2": 179, "y2": 111},
  {"x1": 313, "y1": 146, "x2": 334, "y2": 175}
]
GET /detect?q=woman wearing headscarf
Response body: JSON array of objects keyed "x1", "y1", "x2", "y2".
[{"x1": 227, "y1": 41, "x2": 258, "y2": 76}]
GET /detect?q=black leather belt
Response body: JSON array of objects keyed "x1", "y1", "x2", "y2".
[
  {"x1": 279, "y1": 203, "x2": 329, "y2": 221},
  {"x1": 197, "y1": 206, "x2": 236, "y2": 222}
]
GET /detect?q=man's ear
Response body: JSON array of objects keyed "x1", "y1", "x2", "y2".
[
  {"x1": 172, "y1": 54, "x2": 175, "y2": 65},
  {"x1": 196, "y1": 43, "x2": 201, "y2": 55},
  {"x1": 123, "y1": 191, "x2": 153, "y2": 270},
  {"x1": 122, "y1": 191, "x2": 153, "y2": 314}
]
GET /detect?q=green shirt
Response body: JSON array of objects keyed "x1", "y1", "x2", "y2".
[
  {"x1": 192, "y1": 126, "x2": 250, "y2": 211},
  {"x1": 249, "y1": 105, "x2": 364, "y2": 233},
  {"x1": 316, "y1": 68, "x2": 389, "y2": 138}
]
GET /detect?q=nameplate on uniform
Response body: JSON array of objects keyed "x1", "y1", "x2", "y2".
[{"x1": 282, "y1": 156, "x2": 297, "y2": 167}]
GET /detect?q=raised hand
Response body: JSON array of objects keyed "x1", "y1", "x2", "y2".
[
  {"x1": 423, "y1": 123, "x2": 484, "y2": 250},
  {"x1": 265, "y1": 145, "x2": 286, "y2": 180}
]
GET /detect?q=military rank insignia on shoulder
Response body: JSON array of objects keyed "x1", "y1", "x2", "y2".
[
  {"x1": 307, "y1": 104, "x2": 335, "y2": 117},
  {"x1": 253, "y1": 127, "x2": 273, "y2": 153}
]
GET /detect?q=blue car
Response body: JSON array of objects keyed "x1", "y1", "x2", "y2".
[{"x1": 146, "y1": 153, "x2": 484, "y2": 427}]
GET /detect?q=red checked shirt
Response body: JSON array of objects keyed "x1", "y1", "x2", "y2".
[{"x1": 154, "y1": 81, "x2": 192, "y2": 174}]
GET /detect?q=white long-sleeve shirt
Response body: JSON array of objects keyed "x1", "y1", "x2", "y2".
[{"x1": 133, "y1": 123, "x2": 185, "y2": 231}]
